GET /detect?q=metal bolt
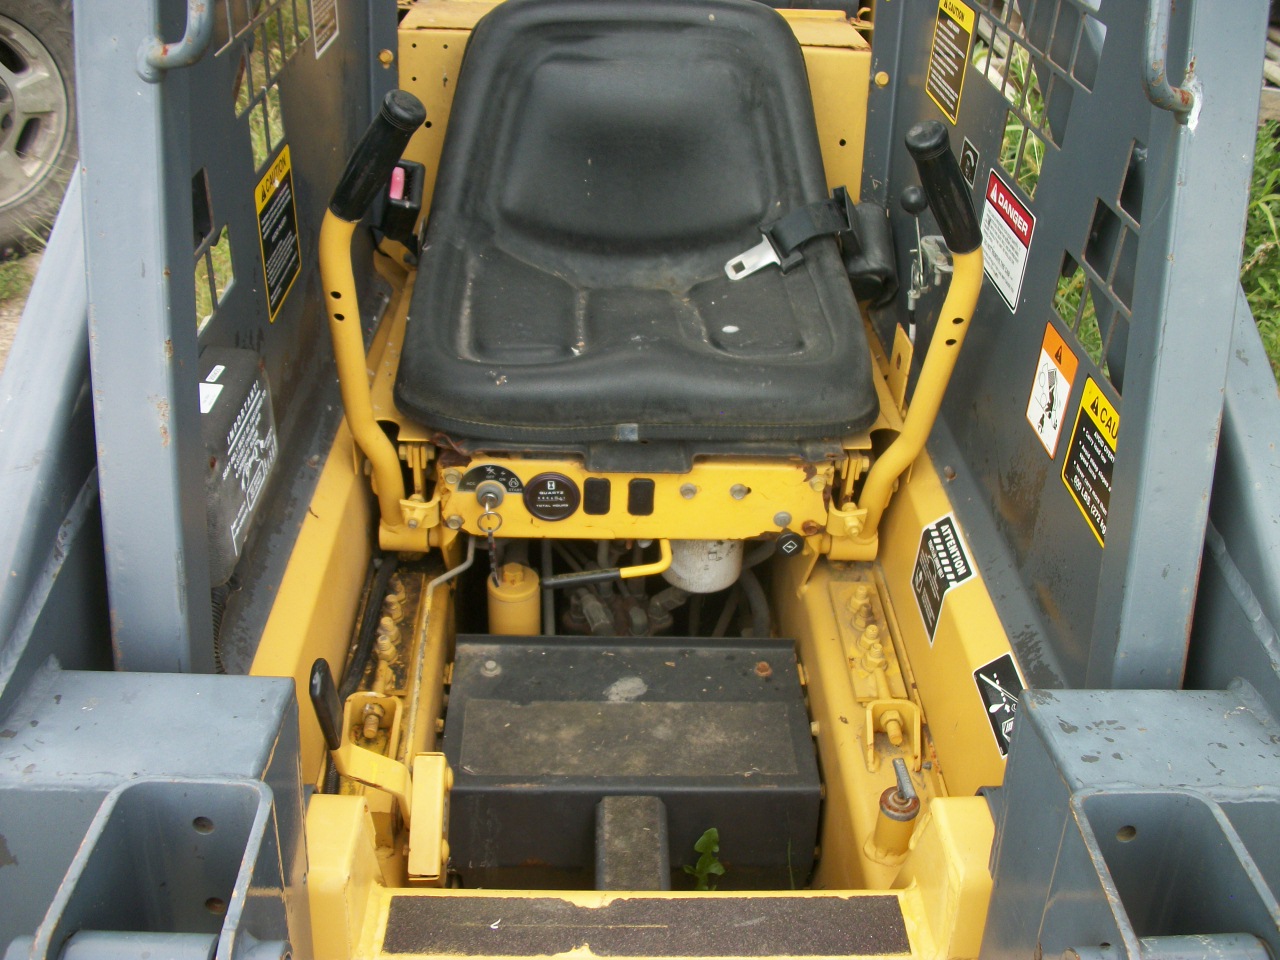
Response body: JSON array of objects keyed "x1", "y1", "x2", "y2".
[
  {"x1": 874, "y1": 70, "x2": 890, "y2": 87},
  {"x1": 730, "y1": 484, "x2": 750, "y2": 500},
  {"x1": 893, "y1": 757, "x2": 916, "y2": 801},
  {"x1": 408, "y1": 518, "x2": 419, "y2": 529},
  {"x1": 445, "y1": 514, "x2": 464, "y2": 529},
  {"x1": 378, "y1": 48, "x2": 395, "y2": 66},
  {"x1": 481, "y1": 659, "x2": 501, "y2": 677},
  {"x1": 362, "y1": 703, "x2": 385, "y2": 740},
  {"x1": 680, "y1": 483, "x2": 697, "y2": 499},
  {"x1": 773, "y1": 511, "x2": 792, "y2": 528},
  {"x1": 809, "y1": 475, "x2": 826, "y2": 491},
  {"x1": 443, "y1": 469, "x2": 463, "y2": 486},
  {"x1": 376, "y1": 634, "x2": 397, "y2": 662}
]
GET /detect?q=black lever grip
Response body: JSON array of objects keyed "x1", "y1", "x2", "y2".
[
  {"x1": 309, "y1": 658, "x2": 344, "y2": 752},
  {"x1": 328, "y1": 90, "x2": 427, "y2": 223},
  {"x1": 900, "y1": 184, "x2": 928, "y2": 218},
  {"x1": 904, "y1": 120, "x2": 981, "y2": 255}
]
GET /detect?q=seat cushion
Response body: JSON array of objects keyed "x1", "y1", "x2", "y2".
[{"x1": 395, "y1": 0, "x2": 879, "y2": 445}]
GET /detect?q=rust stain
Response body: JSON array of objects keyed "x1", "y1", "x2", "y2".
[{"x1": 150, "y1": 394, "x2": 171, "y2": 447}]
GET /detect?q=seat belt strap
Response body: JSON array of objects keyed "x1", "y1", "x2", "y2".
[{"x1": 725, "y1": 187, "x2": 856, "y2": 280}]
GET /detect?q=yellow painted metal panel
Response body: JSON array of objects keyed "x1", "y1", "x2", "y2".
[
  {"x1": 252, "y1": 422, "x2": 373, "y2": 782},
  {"x1": 307, "y1": 795, "x2": 386, "y2": 960},
  {"x1": 439, "y1": 457, "x2": 834, "y2": 541},
  {"x1": 877, "y1": 453, "x2": 1017, "y2": 796},
  {"x1": 407, "y1": 753, "x2": 452, "y2": 882},
  {"x1": 781, "y1": 12, "x2": 872, "y2": 197},
  {"x1": 895, "y1": 797, "x2": 994, "y2": 960}
]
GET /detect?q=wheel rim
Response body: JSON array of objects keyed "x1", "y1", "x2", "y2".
[{"x1": 0, "y1": 14, "x2": 71, "y2": 211}]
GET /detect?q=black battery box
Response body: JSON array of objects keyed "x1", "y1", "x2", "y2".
[{"x1": 443, "y1": 635, "x2": 821, "y2": 889}]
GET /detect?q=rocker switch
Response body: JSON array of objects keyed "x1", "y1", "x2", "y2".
[
  {"x1": 627, "y1": 479, "x2": 656, "y2": 516},
  {"x1": 584, "y1": 478, "x2": 611, "y2": 515}
]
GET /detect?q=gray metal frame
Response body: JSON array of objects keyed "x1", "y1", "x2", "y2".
[
  {"x1": 984, "y1": 685, "x2": 1280, "y2": 959},
  {"x1": 75, "y1": 0, "x2": 394, "y2": 673},
  {"x1": 0, "y1": 178, "x2": 108, "y2": 717},
  {"x1": 864, "y1": 0, "x2": 1270, "y2": 691},
  {"x1": 77, "y1": 0, "x2": 216, "y2": 672},
  {"x1": 0, "y1": 669, "x2": 307, "y2": 958}
]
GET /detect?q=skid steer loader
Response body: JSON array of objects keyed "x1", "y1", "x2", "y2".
[{"x1": 0, "y1": 0, "x2": 1277, "y2": 958}]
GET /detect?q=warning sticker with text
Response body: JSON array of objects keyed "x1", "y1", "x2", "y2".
[
  {"x1": 310, "y1": 0, "x2": 339, "y2": 59},
  {"x1": 1061, "y1": 377, "x2": 1119, "y2": 546},
  {"x1": 980, "y1": 170, "x2": 1035, "y2": 312},
  {"x1": 255, "y1": 145, "x2": 302, "y2": 324},
  {"x1": 912, "y1": 513, "x2": 976, "y2": 644},
  {"x1": 926, "y1": 0, "x2": 974, "y2": 125},
  {"x1": 1026, "y1": 323, "x2": 1079, "y2": 457},
  {"x1": 974, "y1": 652, "x2": 1024, "y2": 757}
]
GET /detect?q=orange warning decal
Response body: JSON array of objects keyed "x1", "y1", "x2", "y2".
[{"x1": 1025, "y1": 322, "x2": 1078, "y2": 457}]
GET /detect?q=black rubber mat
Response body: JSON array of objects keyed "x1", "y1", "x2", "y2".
[{"x1": 382, "y1": 894, "x2": 911, "y2": 956}]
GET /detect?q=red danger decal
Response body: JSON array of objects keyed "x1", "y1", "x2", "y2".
[{"x1": 986, "y1": 171, "x2": 1033, "y2": 247}]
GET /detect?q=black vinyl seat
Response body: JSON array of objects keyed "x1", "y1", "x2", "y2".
[{"x1": 395, "y1": 0, "x2": 879, "y2": 447}]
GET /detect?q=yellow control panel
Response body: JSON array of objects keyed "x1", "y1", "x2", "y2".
[{"x1": 437, "y1": 457, "x2": 836, "y2": 541}]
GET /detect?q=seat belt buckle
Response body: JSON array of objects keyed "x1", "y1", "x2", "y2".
[
  {"x1": 725, "y1": 186, "x2": 857, "y2": 282},
  {"x1": 724, "y1": 234, "x2": 781, "y2": 280}
]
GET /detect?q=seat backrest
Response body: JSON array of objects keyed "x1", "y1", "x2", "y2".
[{"x1": 431, "y1": 0, "x2": 833, "y2": 287}]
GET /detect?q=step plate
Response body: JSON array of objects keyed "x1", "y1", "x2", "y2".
[
  {"x1": 444, "y1": 636, "x2": 821, "y2": 889},
  {"x1": 382, "y1": 894, "x2": 911, "y2": 957}
]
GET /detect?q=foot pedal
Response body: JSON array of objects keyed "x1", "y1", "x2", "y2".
[{"x1": 595, "y1": 796, "x2": 671, "y2": 891}]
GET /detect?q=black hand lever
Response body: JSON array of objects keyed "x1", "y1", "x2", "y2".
[
  {"x1": 309, "y1": 658, "x2": 344, "y2": 752},
  {"x1": 904, "y1": 121, "x2": 981, "y2": 255},
  {"x1": 328, "y1": 90, "x2": 427, "y2": 223}
]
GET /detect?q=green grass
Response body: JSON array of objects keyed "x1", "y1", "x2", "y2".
[
  {"x1": 1242, "y1": 119, "x2": 1280, "y2": 382},
  {"x1": 0, "y1": 259, "x2": 33, "y2": 302}
]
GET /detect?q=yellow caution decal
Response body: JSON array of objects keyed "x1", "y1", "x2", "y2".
[
  {"x1": 926, "y1": 0, "x2": 974, "y2": 124},
  {"x1": 1061, "y1": 376, "x2": 1119, "y2": 546},
  {"x1": 255, "y1": 144, "x2": 302, "y2": 323}
]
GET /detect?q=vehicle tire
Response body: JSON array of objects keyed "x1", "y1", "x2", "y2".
[{"x1": 0, "y1": 0, "x2": 74, "y2": 259}]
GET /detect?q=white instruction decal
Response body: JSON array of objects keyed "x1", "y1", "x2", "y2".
[
  {"x1": 310, "y1": 0, "x2": 339, "y2": 59},
  {"x1": 199, "y1": 382, "x2": 224, "y2": 414},
  {"x1": 225, "y1": 379, "x2": 278, "y2": 555},
  {"x1": 981, "y1": 170, "x2": 1035, "y2": 312}
]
